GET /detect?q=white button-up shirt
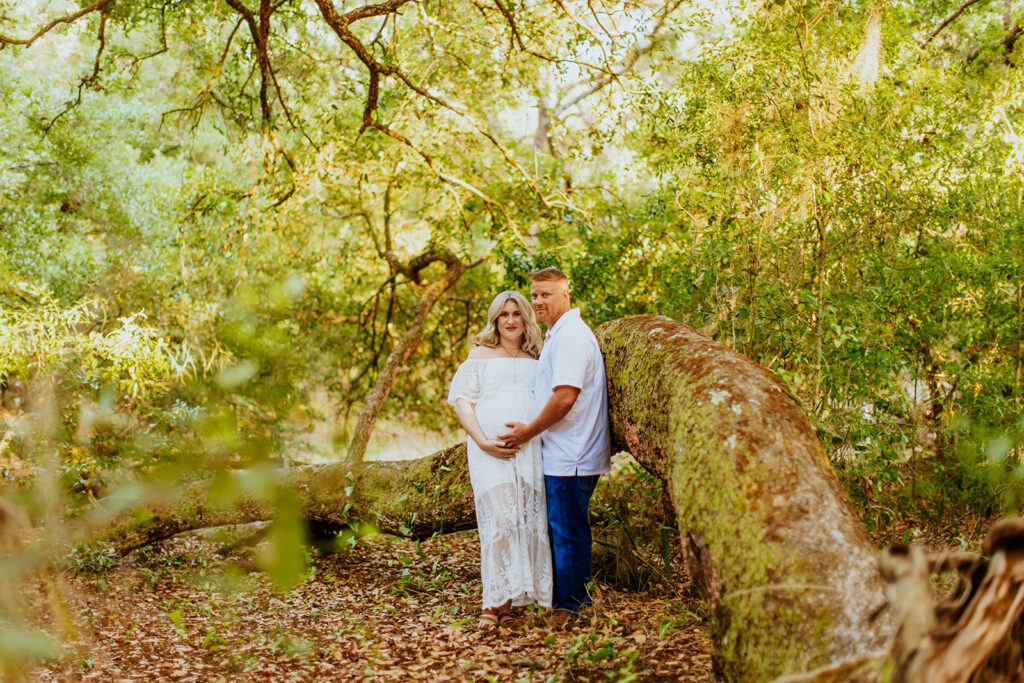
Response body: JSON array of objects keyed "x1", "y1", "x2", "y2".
[{"x1": 534, "y1": 308, "x2": 611, "y2": 476}]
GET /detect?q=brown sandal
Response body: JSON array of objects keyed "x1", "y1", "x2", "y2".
[
  {"x1": 478, "y1": 608, "x2": 500, "y2": 630},
  {"x1": 497, "y1": 606, "x2": 518, "y2": 627}
]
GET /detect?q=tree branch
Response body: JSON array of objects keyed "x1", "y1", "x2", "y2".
[
  {"x1": 343, "y1": 0, "x2": 417, "y2": 24},
  {"x1": 491, "y1": 0, "x2": 559, "y2": 62},
  {"x1": 224, "y1": 0, "x2": 276, "y2": 122},
  {"x1": 553, "y1": 0, "x2": 683, "y2": 116},
  {"x1": 388, "y1": 68, "x2": 546, "y2": 197},
  {"x1": 85, "y1": 10, "x2": 107, "y2": 86},
  {"x1": 383, "y1": 177, "x2": 395, "y2": 254},
  {"x1": 128, "y1": 1, "x2": 171, "y2": 76},
  {"x1": 355, "y1": 209, "x2": 385, "y2": 257},
  {"x1": 965, "y1": 22, "x2": 1023, "y2": 63},
  {"x1": 0, "y1": 0, "x2": 111, "y2": 47},
  {"x1": 39, "y1": 7, "x2": 109, "y2": 134},
  {"x1": 312, "y1": 0, "x2": 412, "y2": 132},
  {"x1": 314, "y1": 0, "x2": 530, "y2": 198},
  {"x1": 471, "y1": 0, "x2": 614, "y2": 74},
  {"x1": 921, "y1": 0, "x2": 990, "y2": 48},
  {"x1": 345, "y1": 251, "x2": 477, "y2": 463},
  {"x1": 161, "y1": 18, "x2": 248, "y2": 132},
  {"x1": 209, "y1": 19, "x2": 244, "y2": 97},
  {"x1": 1005, "y1": 22, "x2": 1023, "y2": 54},
  {"x1": 257, "y1": 0, "x2": 274, "y2": 122},
  {"x1": 312, "y1": 0, "x2": 560, "y2": 237}
]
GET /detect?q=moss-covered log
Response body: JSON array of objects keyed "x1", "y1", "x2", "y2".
[
  {"x1": 97, "y1": 444, "x2": 474, "y2": 555},
  {"x1": 595, "y1": 316, "x2": 890, "y2": 680}
]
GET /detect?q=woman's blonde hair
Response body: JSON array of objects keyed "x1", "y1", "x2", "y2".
[{"x1": 474, "y1": 290, "x2": 543, "y2": 358}]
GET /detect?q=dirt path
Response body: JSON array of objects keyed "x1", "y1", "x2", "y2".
[{"x1": 27, "y1": 530, "x2": 714, "y2": 681}]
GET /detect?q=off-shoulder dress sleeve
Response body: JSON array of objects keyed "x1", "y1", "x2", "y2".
[{"x1": 447, "y1": 360, "x2": 484, "y2": 405}]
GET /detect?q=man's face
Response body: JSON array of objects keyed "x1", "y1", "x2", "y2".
[{"x1": 531, "y1": 279, "x2": 570, "y2": 327}]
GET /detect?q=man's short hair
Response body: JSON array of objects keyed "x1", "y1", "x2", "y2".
[{"x1": 529, "y1": 267, "x2": 569, "y2": 283}]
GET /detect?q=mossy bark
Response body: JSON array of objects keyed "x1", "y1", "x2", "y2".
[
  {"x1": 97, "y1": 444, "x2": 474, "y2": 555},
  {"x1": 595, "y1": 315, "x2": 890, "y2": 680}
]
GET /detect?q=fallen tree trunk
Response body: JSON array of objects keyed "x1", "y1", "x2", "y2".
[
  {"x1": 594, "y1": 316, "x2": 890, "y2": 680},
  {"x1": 96, "y1": 444, "x2": 475, "y2": 555}
]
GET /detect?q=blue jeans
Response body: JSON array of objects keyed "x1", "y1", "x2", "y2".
[{"x1": 545, "y1": 474, "x2": 600, "y2": 612}]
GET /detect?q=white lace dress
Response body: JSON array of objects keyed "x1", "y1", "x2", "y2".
[{"x1": 448, "y1": 358, "x2": 553, "y2": 608}]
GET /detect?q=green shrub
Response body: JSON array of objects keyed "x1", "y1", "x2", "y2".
[{"x1": 591, "y1": 456, "x2": 678, "y2": 591}]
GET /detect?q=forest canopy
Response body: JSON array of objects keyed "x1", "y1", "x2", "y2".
[{"x1": 0, "y1": 0, "x2": 1022, "y2": 675}]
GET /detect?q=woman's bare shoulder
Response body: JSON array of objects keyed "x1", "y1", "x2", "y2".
[{"x1": 467, "y1": 345, "x2": 502, "y2": 360}]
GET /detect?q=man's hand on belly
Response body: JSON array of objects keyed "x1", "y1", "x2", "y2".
[
  {"x1": 498, "y1": 421, "x2": 530, "y2": 448},
  {"x1": 500, "y1": 385, "x2": 580, "y2": 448}
]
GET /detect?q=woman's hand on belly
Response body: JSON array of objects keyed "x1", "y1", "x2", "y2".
[{"x1": 478, "y1": 438, "x2": 519, "y2": 460}]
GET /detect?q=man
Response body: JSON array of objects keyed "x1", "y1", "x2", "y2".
[{"x1": 499, "y1": 268, "x2": 611, "y2": 616}]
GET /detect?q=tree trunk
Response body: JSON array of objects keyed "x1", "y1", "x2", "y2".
[
  {"x1": 345, "y1": 257, "x2": 470, "y2": 463},
  {"x1": 96, "y1": 444, "x2": 474, "y2": 555},
  {"x1": 594, "y1": 315, "x2": 890, "y2": 680}
]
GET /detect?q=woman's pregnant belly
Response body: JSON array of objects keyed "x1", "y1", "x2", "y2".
[{"x1": 473, "y1": 393, "x2": 536, "y2": 440}]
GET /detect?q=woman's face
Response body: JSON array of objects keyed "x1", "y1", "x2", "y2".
[{"x1": 495, "y1": 300, "x2": 525, "y2": 347}]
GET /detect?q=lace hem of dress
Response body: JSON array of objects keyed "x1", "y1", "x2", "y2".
[{"x1": 475, "y1": 481, "x2": 553, "y2": 608}]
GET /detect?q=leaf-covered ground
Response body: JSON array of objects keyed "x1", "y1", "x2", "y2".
[{"x1": 27, "y1": 529, "x2": 714, "y2": 681}]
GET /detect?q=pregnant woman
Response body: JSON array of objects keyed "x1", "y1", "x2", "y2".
[{"x1": 448, "y1": 290, "x2": 553, "y2": 628}]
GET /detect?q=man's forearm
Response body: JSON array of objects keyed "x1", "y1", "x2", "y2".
[{"x1": 522, "y1": 386, "x2": 579, "y2": 440}]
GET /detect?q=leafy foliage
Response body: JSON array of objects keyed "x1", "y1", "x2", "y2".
[{"x1": 0, "y1": 0, "x2": 1022, "y2": 674}]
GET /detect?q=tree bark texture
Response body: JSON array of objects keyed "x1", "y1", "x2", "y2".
[
  {"x1": 594, "y1": 315, "x2": 890, "y2": 680},
  {"x1": 97, "y1": 444, "x2": 473, "y2": 556}
]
